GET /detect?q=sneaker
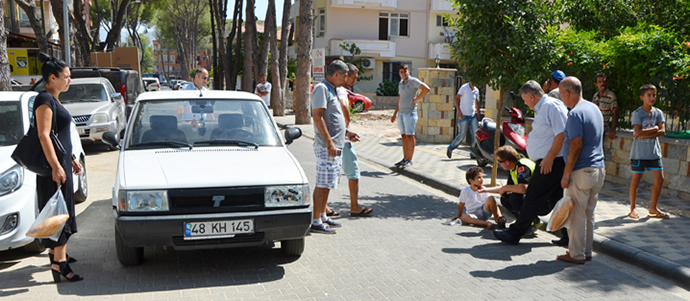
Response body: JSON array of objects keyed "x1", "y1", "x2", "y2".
[
  {"x1": 310, "y1": 223, "x2": 337, "y2": 234},
  {"x1": 446, "y1": 148, "x2": 452, "y2": 159},
  {"x1": 400, "y1": 159, "x2": 413, "y2": 168},
  {"x1": 394, "y1": 158, "x2": 407, "y2": 166},
  {"x1": 323, "y1": 219, "x2": 342, "y2": 228}
]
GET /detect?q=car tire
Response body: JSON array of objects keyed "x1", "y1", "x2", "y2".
[
  {"x1": 280, "y1": 238, "x2": 305, "y2": 257},
  {"x1": 23, "y1": 239, "x2": 46, "y2": 253},
  {"x1": 115, "y1": 227, "x2": 143, "y2": 266},
  {"x1": 75, "y1": 157, "x2": 88, "y2": 204},
  {"x1": 354, "y1": 101, "x2": 366, "y2": 113}
]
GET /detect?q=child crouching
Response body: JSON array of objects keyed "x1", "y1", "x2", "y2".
[{"x1": 453, "y1": 166, "x2": 507, "y2": 230}]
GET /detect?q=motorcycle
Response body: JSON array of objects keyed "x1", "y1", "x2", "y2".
[{"x1": 469, "y1": 93, "x2": 528, "y2": 167}]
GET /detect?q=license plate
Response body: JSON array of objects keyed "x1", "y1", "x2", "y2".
[{"x1": 184, "y1": 219, "x2": 254, "y2": 239}]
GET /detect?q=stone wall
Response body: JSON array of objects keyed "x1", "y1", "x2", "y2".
[{"x1": 415, "y1": 68, "x2": 457, "y2": 143}]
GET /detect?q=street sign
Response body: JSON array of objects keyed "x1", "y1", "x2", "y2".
[
  {"x1": 313, "y1": 66, "x2": 324, "y2": 82},
  {"x1": 312, "y1": 48, "x2": 325, "y2": 67}
]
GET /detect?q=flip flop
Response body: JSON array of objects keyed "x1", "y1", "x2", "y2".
[
  {"x1": 350, "y1": 207, "x2": 373, "y2": 217},
  {"x1": 648, "y1": 212, "x2": 670, "y2": 219},
  {"x1": 326, "y1": 209, "x2": 340, "y2": 217},
  {"x1": 628, "y1": 211, "x2": 640, "y2": 219}
]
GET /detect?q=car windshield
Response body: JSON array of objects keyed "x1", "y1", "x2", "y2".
[
  {"x1": 126, "y1": 99, "x2": 281, "y2": 149},
  {"x1": 0, "y1": 102, "x2": 24, "y2": 146},
  {"x1": 59, "y1": 84, "x2": 108, "y2": 104}
]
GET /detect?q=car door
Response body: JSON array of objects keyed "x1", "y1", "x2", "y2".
[{"x1": 105, "y1": 81, "x2": 126, "y2": 131}]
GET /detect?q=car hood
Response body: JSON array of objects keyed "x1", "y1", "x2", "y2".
[
  {"x1": 62, "y1": 102, "x2": 111, "y2": 116},
  {"x1": 120, "y1": 147, "x2": 306, "y2": 189}
]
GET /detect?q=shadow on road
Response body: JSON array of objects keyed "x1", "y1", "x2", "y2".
[{"x1": 442, "y1": 242, "x2": 552, "y2": 261}]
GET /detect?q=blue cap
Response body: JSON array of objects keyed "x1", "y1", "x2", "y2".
[{"x1": 551, "y1": 70, "x2": 566, "y2": 82}]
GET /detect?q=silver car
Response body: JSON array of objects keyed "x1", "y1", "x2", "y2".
[{"x1": 60, "y1": 78, "x2": 127, "y2": 147}]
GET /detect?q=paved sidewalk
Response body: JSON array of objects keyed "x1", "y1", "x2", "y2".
[{"x1": 275, "y1": 113, "x2": 690, "y2": 289}]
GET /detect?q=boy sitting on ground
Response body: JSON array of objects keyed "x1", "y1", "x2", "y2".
[{"x1": 452, "y1": 166, "x2": 507, "y2": 230}]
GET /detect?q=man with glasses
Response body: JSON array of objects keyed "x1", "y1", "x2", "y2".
[
  {"x1": 479, "y1": 145, "x2": 535, "y2": 217},
  {"x1": 183, "y1": 68, "x2": 209, "y2": 90}
]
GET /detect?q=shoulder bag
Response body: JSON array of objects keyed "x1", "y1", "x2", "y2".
[{"x1": 11, "y1": 96, "x2": 67, "y2": 177}]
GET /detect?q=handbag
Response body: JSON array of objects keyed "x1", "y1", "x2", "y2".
[{"x1": 11, "y1": 96, "x2": 67, "y2": 177}]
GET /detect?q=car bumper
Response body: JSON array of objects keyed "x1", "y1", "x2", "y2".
[
  {"x1": 0, "y1": 184, "x2": 37, "y2": 251},
  {"x1": 78, "y1": 122, "x2": 118, "y2": 143},
  {"x1": 114, "y1": 207, "x2": 312, "y2": 251}
]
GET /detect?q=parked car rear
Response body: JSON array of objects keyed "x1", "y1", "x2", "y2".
[{"x1": 143, "y1": 78, "x2": 160, "y2": 91}]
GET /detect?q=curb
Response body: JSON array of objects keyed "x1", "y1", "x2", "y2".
[{"x1": 277, "y1": 121, "x2": 690, "y2": 289}]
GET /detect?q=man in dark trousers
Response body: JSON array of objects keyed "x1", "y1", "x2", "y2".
[{"x1": 492, "y1": 80, "x2": 569, "y2": 245}]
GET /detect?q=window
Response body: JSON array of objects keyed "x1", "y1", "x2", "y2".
[
  {"x1": 382, "y1": 61, "x2": 411, "y2": 83},
  {"x1": 314, "y1": 8, "x2": 325, "y2": 37},
  {"x1": 379, "y1": 12, "x2": 409, "y2": 40},
  {"x1": 436, "y1": 15, "x2": 449, "y2": 27}
]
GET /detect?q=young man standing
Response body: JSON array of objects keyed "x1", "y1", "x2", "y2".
[
  {"x1": 447, "y1": 81, "x2": 479, "y2": 158},
  {"x1": 390, "y1": 65, "x2": 430, "y2": 168},
  {"x1": 255, "y1": 74, "x2": 272, "y2": 108},
  {"x1": 311, "y1": 60, "x2": 358, "y2": 234},
  {"x1": 543, "y1": 70, "x2": 566, "y2": 100},
  {"x1": 592, "y1": 73, "x2": 618, "y2": 140}
]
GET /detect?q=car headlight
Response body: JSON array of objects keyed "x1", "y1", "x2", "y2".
[
  {"x1": 90, "y1": 113, "x2": 109, "y2": 124},
  {"x1": 117, "y1": 190, "x2": 169, "y2": 212},
  {"x1": 265, "y1": 184, "x2": 309, "y2": 207},
  {"x1": 0, "y1": 165, "x2": 23, "y2": 197}
]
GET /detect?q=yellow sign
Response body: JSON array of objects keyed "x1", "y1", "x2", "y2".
[{"x1": 8, "y1": 49, "x2": 29, "y2": 75}]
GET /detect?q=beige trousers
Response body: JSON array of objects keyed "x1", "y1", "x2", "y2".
[{"x1": 565, "y1": 167, "x2": 606, "y2": 260}]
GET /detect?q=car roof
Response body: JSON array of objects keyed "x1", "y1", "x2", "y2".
[
  {"x1": 136, "y1": 90, "x2": 262, "y2": 102},
  {"x1": 0, "y1": 91, "x2": 31, "y2": 101},
  {"x1": 69, "y1": 77, "x2": 110, "y2": 84}
]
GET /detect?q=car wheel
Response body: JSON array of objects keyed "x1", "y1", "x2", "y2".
[
  {"x1": 75, "y1": 157, "x2": 88, "y2": 204},
  {"x1": 115, "y1": 227, "x2": 143, "y2": 266},
  {"x1": 23, "y1": 239, "x2": 46, "y2": 253},
  {"x1": 281, "y1": 238, "x2": 305, "y2": 257},
  {"x1": 354, "y1": 101, "x2": 366, "y2": 113}
]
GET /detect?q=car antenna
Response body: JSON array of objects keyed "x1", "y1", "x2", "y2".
[{"x1": 199, "y1": 86, "x2": 203, "y2": 97}]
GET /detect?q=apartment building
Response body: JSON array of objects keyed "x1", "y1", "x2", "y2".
[
  {"x1": 152, "y1": 40, "x2": 213, "y2": 80},
  {"x1": 289, "y1": 0, "x2": 458, "y2": 93}
]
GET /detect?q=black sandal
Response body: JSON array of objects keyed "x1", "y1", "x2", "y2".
[
  {"x1": 48, "y1": 253, "x2": 77, "y2": 264},
  {"x1": 51, "y1": 261, "x2": 84, "y2": 283}
]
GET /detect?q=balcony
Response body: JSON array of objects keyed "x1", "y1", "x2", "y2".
[
  {"x1": 430, "y1": 0, "x2": 454, "y2": 13},
  {"x1": 330, "y1": 39, "x2": 395, "y2": 58},
  {"x1": 331, "y1": 0, "x2": 397, "y2": 9},
  {"x1": 428, "y1": 43, "x2": 452, "y2": 60}
]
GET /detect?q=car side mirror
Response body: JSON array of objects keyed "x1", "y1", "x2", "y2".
[
  {"x1": 112, "y1": 93, "x2": 123, "y2": 100},
  {"x1": 102, "y1": 131, "x2": 120, "y2": 150},
  {"x1": 284, "y1": 127, "x2": 302, "y2": 145}
]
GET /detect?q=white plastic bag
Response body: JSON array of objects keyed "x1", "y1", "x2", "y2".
[
  {"x1": 26, "y1": 188, "x2": 69, "y2": 242},
  {"x1": 547, "y1": 196, "x2": 574, "y2": 232}
]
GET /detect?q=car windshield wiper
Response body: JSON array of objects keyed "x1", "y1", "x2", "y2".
[
  {"x1": 194, "y1": 139, "x2": 259, "y2": 149},
  {"x1": 132, "y1": 141, "x2": 193, "y2": 149}
]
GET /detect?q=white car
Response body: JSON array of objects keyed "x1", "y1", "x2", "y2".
[
  {"x1": 102, "y1": 90, "x2": 308, "y2": 266},
  {"x1": 0, "y1": 91, "x2": 88, "y2": 253},
  {"x1": 142, "y1": 78, "x2": 160, "y2": 92}
]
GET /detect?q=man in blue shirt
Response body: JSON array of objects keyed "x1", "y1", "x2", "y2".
[
  {"x1": 556, "y1": 77, "x2": 605, "y2": 264},
  {"x1": 182, "y1": 68, "x2": 209, "y2": 90},
  {"x1": 493, "y1": 80, "x2": 569, "y2": 245}
]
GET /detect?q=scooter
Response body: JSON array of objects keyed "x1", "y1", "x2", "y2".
[{"x1": 469, "y1": 95, "x2": 528, "y2": 167}]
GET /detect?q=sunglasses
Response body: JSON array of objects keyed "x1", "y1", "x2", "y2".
[
  {"x1": 201, "y1": 76, "x2": 208, "y2": 80},
  {"x1": 497, "y1": 159, "x2": 506, "y2": 163}
]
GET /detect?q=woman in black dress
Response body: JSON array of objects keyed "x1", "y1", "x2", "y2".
[{"x1": 35, "y1": 53, "x2": 83, "y2": 282}]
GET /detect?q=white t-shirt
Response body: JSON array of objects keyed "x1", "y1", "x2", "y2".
[
  {"x1": 457, "y1": 83, "x2": 479, "y2": 116},
  {"x1": 256, "y1": 82, "x2": 272, "y2": 107},
  {"x1": 458, "y1": 186, "x2": 489, "y2": 214}
]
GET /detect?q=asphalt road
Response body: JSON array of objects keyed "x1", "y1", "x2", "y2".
[{"x1": 0, "y1": 138, "x2": 688, "y2": 300}]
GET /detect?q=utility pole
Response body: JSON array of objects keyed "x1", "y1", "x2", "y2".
[{"x1": 63, "y1": 0, "x2": 70, "y2": 66}]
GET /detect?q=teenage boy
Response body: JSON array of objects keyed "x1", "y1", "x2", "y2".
[
  {"x1": 628, "y1": 84, "x2": 668, "y2": 219},
  {"x1": 391, "y1": 65, "x2": 430, "y2": 168},
  {"x1": 453, "y1": 166, "x2": 506, "y2": 229}
]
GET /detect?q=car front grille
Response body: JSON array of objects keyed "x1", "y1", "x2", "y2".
[
  {"x1": 80, "y1": 128, "x2": 90, "y2": 138},
  {"x1": 168, "y1": 187, "x2": 264, "y2": 214},
  {"x1": 72, "y1": 115, "x2": 91, "y2": 125},
  {"x1": 172, "y1": 232, "x2": 265, "y2": 246}
]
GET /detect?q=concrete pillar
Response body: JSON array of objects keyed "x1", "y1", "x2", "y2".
[{"x1": 416, "y1": 68, "x2": 457, "y2": 143}]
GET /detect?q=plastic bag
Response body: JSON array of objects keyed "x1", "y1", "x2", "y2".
[
  {"x1": 547, "y1": 196, "x2": 574, "y2": 232},
  {"x1": 26, "y1": 188, "x2": 69, "y2": 242}
]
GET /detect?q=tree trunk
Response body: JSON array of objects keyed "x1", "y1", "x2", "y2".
[
  {"x1": 266, "y1": 0, "x2": 282, "y2": 115},
  {"x1": 279, "y1": 0, "x2": 291, "y2": 89},
  {"x1": 209, "y1": 0, "x2": 218, "y2": 89},
  {"x1": 490, "y1": 86, "x2": 504, "y2": 187},
  {"x1": 49, "y1": 0, "x2": 66, "y2": 59},
  {"x1": 295, "y1": 0, "x2": 313, "y2": 125},
  {"x1": 0, "y1": 6, "x2": 11, "y2": 91},
  {"x1": 256, "y1": 4, "x2": 272, "y2": 82},
  {"x1": 100, "y1": 0, "x2": 132, "y2": 51},
  {"x1": 242, "y1": 0, "x2": 256, "y2": 92},
  {"x1": 226, "y1": 0, "x2": 242, "y2": 90},
  {"x1": 212, "y1": 0, "x2": 227, "y2": 90},
  {"x1": 72, "y1": 0, "x2": 92, "y2": 65},
  {"x1": 232, "y1": 16, "x2": 243, "y2": 90},
  {"x1": 15, "y1": 0, "x2": 50, "y2": 53}
]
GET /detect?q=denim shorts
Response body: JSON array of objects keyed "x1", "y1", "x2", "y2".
[
  {"x1": 463, "y1": 206, "x2": 492, "y2": 221},
  {"x1": 631, "y1": 159, "x2": 663, "y2": 173},
  {"x1": 314, "y1": 143, "x2": 342, "y2": 189},
  {"x1": 397, "y1": 112, "x2": 418, "y2": 135},
  {"x1": 342, "y1": 143, "x2": 360, "y2": 180}
]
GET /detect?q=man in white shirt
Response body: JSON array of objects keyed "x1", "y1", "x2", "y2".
[
  {"x1": 255, "y1": 75, "x2": 272, "y2": 108},
  {"x1": 493, "y1": 80, "x2": 569, "y2": 245},
  {"x1": 447, "y1": 82, "x2": 479, "y2": 158}
]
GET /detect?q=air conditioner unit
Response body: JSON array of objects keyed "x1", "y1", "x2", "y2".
[{"x1": 362, "y1": 58, "x2": 375, "y2": 69}]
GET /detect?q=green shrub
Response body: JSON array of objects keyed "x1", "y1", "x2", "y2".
[{"x1": 376, "y1": 80, "x2": 398, "y2": 96}]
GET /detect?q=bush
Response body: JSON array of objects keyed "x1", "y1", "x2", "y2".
[{"x1": 376, "y1": 80, "x2": 398, "y2": 96}]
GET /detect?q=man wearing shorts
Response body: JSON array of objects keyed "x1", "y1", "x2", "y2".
[
  {"x1": 391, "y1": 65, "x2": 430, "y2": 168},
  {"x1": 311, "y1": 60, "x2": 358, "y2": 234}
]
